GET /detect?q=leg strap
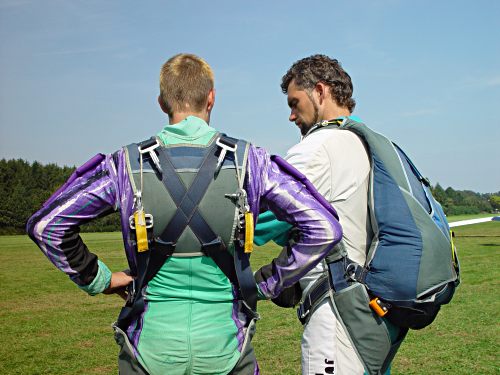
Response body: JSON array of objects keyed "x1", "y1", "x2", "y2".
[
  {"x1": 297, "y1": 257, "x2": 357, "y2": 325},
  {"x1": 297, "y1": 274, "x2": 330, "y2": 325}
]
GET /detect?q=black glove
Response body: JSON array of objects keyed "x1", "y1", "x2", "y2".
[{"x1": 254, "y1": 245, "x2": 302, "y2": 308}]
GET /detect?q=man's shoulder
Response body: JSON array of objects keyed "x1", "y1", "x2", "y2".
[{"x1": 290, "y1": 127, "x2": 364, "y2": 155}]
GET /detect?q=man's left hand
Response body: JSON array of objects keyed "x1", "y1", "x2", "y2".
[{"x1": 103, "y1": 270, "x2": 134, "y2": 300}]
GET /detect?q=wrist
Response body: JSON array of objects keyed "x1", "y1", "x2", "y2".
[{"x1": 78, "y1": 260, "x2": 112, "y2": 295}]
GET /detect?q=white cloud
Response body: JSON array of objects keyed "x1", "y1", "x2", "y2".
[
  {"x1": 485, "y1": 75, "x2": 500, "y2": 87},
  {"x1": 460, "y1": 74, "x2": 500, "y2": 89}
]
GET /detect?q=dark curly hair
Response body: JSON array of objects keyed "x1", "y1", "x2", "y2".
[{"x1": 281, "y1": 54, "x2": 356, "y2": 112}]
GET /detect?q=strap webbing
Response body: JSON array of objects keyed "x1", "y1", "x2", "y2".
[
  {"x1": 297, "y1": 274, "x2": 330, "y2": 325},
  {"x1": 296, "y1": 256, "x2": 355, "y2": 325},
  {"x1": 234, "y1": 239, "x2": 257, "y2": 312},
  {"x1": 155, "y1": 135, "x2": 256, "y2": 312},
  {"x1": 156, "y1": 141, "x2": 219, "y2": 245},
  {"x1": 146, "y1": 140, "x2": 226, "y2": 286},
  {"x1": 328, "y1": 259, "x2": 350, "y2": 292},
  {"x1": 119, "y1": 136, "x2": 257, "y2": 330}
]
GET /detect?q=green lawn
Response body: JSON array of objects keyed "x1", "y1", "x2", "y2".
[{"x1": 0, "y1": 221, "x2": 498, "y2": 374}]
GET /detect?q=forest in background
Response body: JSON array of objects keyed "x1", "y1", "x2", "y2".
[
  {"x1": 1, "y1": 158, "x2": 499, "y2": 234},
  {"x1": 0, "y1": 159, "x2": 120, "y2": 234}
]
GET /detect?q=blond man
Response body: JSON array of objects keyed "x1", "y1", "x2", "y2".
[{"x1": 27, "y1": 53, "x2": 342, "y2": 374}]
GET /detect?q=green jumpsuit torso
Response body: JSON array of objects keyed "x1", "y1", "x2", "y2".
[{"x1": 135, "y1": 117, "x2": 240, "y2": 375}]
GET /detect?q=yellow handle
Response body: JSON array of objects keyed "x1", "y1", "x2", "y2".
[
  {"x1": 134, "y1": 210, "x2": 149, "y2": 252},
  {"x1": 244, "y1": 212, "x2": 254, "y2": 253},
  {"x1": 450, "y1": 230, "x2": 458, "y2": 268}
]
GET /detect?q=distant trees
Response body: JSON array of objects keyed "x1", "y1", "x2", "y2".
[
  {"x1": 0, "y1": 158, "x2": 497, "y2": 234},
  {"x1": 430, "y1": 183, "x2": 497, "y2": 215},
  {"x1": 0, "y1": 159, "x2": 120, "y2": 234},
  {"x1": 490, "y1": 195, "x2": 500, "y2": 211}
]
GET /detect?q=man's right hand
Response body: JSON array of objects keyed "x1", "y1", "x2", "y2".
[
  {"x1": 254, "y1": 246, "x2": 303, "y2": 308},
  {"x1": 103, "y1": 270, "x2": 134, "y2": 300}
]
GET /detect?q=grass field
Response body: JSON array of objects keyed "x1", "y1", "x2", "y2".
[{"x1": 0, "y1": 220, "x2": 498, "y2": 374}]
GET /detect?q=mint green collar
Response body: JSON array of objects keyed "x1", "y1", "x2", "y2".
[{"x1": 157, "y1": 116, "x2": 218, "y2": 146}]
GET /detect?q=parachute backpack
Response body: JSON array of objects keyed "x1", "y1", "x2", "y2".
[{"x1": 331, "y1": 118, "x2": 460, "y2": 329}]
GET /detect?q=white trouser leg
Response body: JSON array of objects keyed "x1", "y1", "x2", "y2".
[{"x1": 301, "y1": 298, "x2": 364, "y2": 375}]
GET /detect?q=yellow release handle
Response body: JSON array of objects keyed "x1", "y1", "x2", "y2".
[
  {"x1": 134, "y1": 210, "x2": 149, "y2": 252},
  {"x1": 450, "y1": 230, "x2": 458, "y2": 268},
  {"x1": 244, "y1": 211, "x2": 254, "y2": 253}
]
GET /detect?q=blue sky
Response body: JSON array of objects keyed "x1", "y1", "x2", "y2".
[{"x1": 1, "y1": 0, "x2": 499, "y2": 193}]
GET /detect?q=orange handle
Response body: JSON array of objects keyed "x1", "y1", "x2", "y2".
[{"x1": 369, "y1": 298, "x2": 388, "y2": 317}]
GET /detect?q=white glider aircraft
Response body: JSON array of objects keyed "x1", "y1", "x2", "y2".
[{"x1": 448, "y1": 216, "x2": 500, "y2": 228}]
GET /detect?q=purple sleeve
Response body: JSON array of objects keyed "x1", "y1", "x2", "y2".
[
  {"x1": 245, "y1": 146, "x2": 342, "y2": 299},
  {"x1": 26, "y1": 153, "x2": 121, "y2": 286}
]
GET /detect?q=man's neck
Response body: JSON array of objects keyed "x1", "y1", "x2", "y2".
[
  {"x1": 320, "y1": 107, "x2": 350, "y2": 122},
  {"x1": 169, "y1": 111, "x2": 209, "y2": 125}
]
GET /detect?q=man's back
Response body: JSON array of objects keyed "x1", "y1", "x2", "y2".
[
  {"x1": 286, "y1": 125, "x2": 372, "y2": 293},
  {"x1": 275, "y1": 122, "x2": 372, "y2": 375}
]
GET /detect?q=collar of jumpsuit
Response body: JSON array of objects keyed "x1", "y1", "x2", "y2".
[{"x1": 157, "y1": 115, "x2": 218, "y2": 146}]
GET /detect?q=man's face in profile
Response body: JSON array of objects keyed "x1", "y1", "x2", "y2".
[{"x1": 287, "y1": 80, "x2": 319, "y2": 136}]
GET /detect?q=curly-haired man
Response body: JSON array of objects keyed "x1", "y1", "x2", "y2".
[{"x1": 255, "y1": 55, "x2": 397, "y2": 375}]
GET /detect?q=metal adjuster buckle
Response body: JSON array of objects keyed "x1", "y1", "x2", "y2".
[
  {"x1": 126, "y1": 279, "x2": 136, "y2": 306},
  {"x1": 129, "y1": 214, "x2": 154, "y2": 229},
  {"x1": 345, "y1": 262, "x2": 358, "y2": 281},
  {"x1": 297, "y1": 303, "x2": 306, "y2": 319},
  {"x1": 215, "y1": 137, "x2": 238, "y2": 175},
  {"x1": 138, "y1": 139, "x2": 162, "y2": 173},
  {"x1": 297, "y1": 292, "x2": 313, "y2": 323}
]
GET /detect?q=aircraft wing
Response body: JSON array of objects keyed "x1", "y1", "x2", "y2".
[{"x1": 448, "y1": 216, "x2": 500, "y2": 228}]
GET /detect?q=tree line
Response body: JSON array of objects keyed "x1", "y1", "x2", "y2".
[
  {"x1": 0, "y1": 158, "x2": 498, "y2": 234},
  {"x1": 0, "y1": 159, "x2": 120, "y2": 234}
]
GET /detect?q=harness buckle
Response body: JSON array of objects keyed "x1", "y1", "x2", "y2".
[
  {"x1": 225, "y1": 188, "x2": 250, "y2": 215},
  {"x1": 129, "y1": 213, "x2": 154, "y2": 229},
  {"x1": 345, "y1": 261, "x2": 366, "y2": 283},
  {"x1": 138, "y1": 138, "x2": 162, "y2": 174},
  {"x1": 153, "y1": 238, "x2": 176, "y2": 254},
  {"x1": 297, "y1": 293, "x2": 312, "y2": 324},
  {"x1": 201, "y1": 236, "x2": 225, "y2": 256},
  {"x1": 345, "y1": 262, "x2": 357, "y2": 280},
  {"x1": 297, "y1": 304, "x2": 310, "y2": 322},
  {"x1": 215, "y1": 137, "x2": 237, "y2": 176},
  {"x1": 125, "y1": 279, "x2": 136, "y2": 306}
]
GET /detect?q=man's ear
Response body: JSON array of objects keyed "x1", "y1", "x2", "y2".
[
  {"x1": 207, "y1": 88, "x2": 216, "y2": 112},
  {"x1": 158, "y1": 96, "x2": 169, "y2": 114},
  {"x1": 315, "y1": 82, "x2": 326, "y2": 104}
]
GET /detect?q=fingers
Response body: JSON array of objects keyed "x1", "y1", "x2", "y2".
[{"x1": 115, "y1": 288, "x2": 128, "y2": 301}]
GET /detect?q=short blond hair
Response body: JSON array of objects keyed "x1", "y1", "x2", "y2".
[{"x1": 159, "y1": 53, "x2": 214, "y2": 116}]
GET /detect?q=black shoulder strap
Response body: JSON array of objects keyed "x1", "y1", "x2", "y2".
[
  {"x1": 157, "y1": 134, "x2": 257, "y2": 313},
  {"x1": 118, "y1": 135, "x2": 257, "y2": 329},
  {"x1": 146, "y1": 135, "x2": 257, "y2": 312},
  {"x1": 146, "y1": 137, "x2": 224, "y2": 283},
  {"x1": 306, "y1": 118, "x2": 344, "y2": 136}
]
